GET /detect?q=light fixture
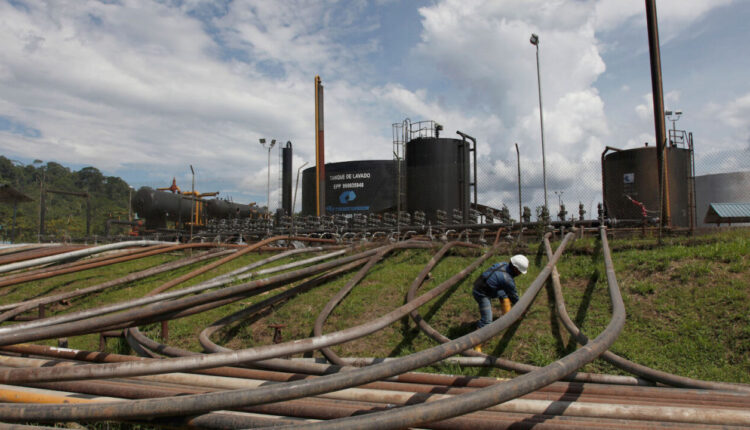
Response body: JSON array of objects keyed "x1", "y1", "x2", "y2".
[{"x1": 259, "y1": 138, "x2": 278, "y2": 218}]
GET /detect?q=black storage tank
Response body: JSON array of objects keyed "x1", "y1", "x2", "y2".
[
  {"x1": 302, "y1": 160, "x2": 396, "y2": 215},
  {"x1": 131, "y1": 187, "x2": 193, "y2": 229},
  {"x1": 406, "y1": 137, "x2": 470, "y2": 223},
  {"x1": 205, "y1": 199, "x2": 255, "y2": 219},
  {"x1": 603, "y1": 145, "x2": 692, "y2": 227}
]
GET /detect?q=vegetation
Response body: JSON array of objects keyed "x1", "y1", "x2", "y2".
[
  {"x1": 0, "y1": 156, "x2": 132, "y2": 242},
  {"x1": 3, "y1": 229, "x2": 748, "y2": 385}
]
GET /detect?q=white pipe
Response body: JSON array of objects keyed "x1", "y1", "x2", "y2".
[{"x1": 0, "y1": 240, "x2": 172, "y2": 274}]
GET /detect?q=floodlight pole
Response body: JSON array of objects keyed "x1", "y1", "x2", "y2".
[
  {"x1": 530, "y1": 33, "x2": 548, "y2": 213},
  {"x1": 260, "y1": 138, "x2": 277, "y2": 219}
]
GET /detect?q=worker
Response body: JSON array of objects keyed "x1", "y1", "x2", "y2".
[{"x1": 471, "y1": 254, "x2": 529, "y2": 351}]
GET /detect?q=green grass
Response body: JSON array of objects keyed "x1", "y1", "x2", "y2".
[{"x1": 2, "y1": 229, "x2": 748, "y2": 385}]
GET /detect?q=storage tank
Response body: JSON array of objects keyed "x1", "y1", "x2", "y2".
[
  {"x1": 406, "y1": 137, "x2": 470, "y2": 223},
  {"x1": 602, "y1": 145, "x2": 692, "y2": 227},
  {"x1": 695, "y1": 171, "x2": 750, "y2": 227},
  {"x1": 205, "y1": 199, "x2": 256, "y2": 219},
  {"x1": 301, "y1": 160, "x2": 396, "y2": 215},
  {"x1": 131, "y1": 187, "x2": 193, "y2": 229}
]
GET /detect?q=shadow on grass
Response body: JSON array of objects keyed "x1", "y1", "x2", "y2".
[
  {"x1": 388, "y1": 277, "x2": 467, "y2": 358},
  {"x1": 214, "y1": 305, "x2": 277, "y2": 349},
  {"x1": 545, "y1": 278, "x2": 570, "y2": 356},
  {"x1": 565, "y1": 241, "x2": 602, "y2": 352}
]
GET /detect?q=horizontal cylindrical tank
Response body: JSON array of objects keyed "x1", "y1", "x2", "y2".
[
  {"x1": 695, "y1": 171, "x2": 750, "y2": 227},
  {"x1": 603, "y1": 146, "x2": 692, "y2": 227},
  {"x1": 132, "y1": 187, "x2": 193, "y2": 226},
  {"x1": 302, "y1": 160, "x2": 396, "y2": 215},
  {"x1": 205, "y1": 199, "x2": 256, "y2": 219},
  {"x1": 406, "y1": 137, "x2": 470, "y2": 223}
]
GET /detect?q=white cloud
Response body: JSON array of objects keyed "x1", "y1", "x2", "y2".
[
  {"x1": 595, "y1": 0, "x2": 735, "y2": 35},
  {"x1": 721, "y1": 92, "x2": 750, "y2": 129},
  {"x1": 0, "y1": 0, "x2": 745, "y2": 214}
]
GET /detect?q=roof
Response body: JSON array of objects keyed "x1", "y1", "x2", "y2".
[
  {"x1": 0, "y1": 184, "x2": 33, "y2": 204},
  {"x1": 703, "y1": 202, "x2": 750, "y2": 224}
]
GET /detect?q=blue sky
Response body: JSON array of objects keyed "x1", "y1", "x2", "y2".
[{"x1": 1, "y1": 0, "x2": 748, "y2": 212}]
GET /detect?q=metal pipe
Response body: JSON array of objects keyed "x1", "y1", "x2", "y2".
[
  {"x1": 0, "y1": 248, "x2": 233, "y2": 322},
  {"x1": 131, "y1": 256, "x2": 370, "y2": 358},
  {"x1": 292, "y1": 161, "x2": 309, "y2": 233},
  {"x1": 405, "y1": 242, "x2": 648, "y2": 386},
  {"x1": 0, "y1": 244, "x2": 177, "y2": 290},
  {"x1": 314, "y1": 244, "x2": 400, "y2": 365},
  {"x1": 5, "y1": 344, "x2": 747, "y2": 408},
  {"x1": 5, "y1": 343, "x2": 746, "y2": 427},
  {"x1": 0, "y1": 244, "x2": 166, "y2": 284},
  {"x1": 542, "y1": 234, "x2": 750, "y2": 393},
  {"x1": 3, "y1": 230, "x2": 636, "y2": 424},
  {"x1": 0, "y1": 241, "x2": 496, "y2": 419},
  {"x1": 210, "y1": 245, "x2": 328, "y2": 282},
  {"x1": 456, "y1": 130, "x2": 478, "y2": 214},
  {"x1": 0, "y1": 244, "x2": 384, "y2": 357},
  {"x1": 281, "y1": 229, "x2": 622, "y2": 429},
  {"x1": 146, "y1": 235, "x2": 283, "y2": 296},
  {"x1": 645, "y1": 0, "x2": 669, "y2": 228},
  {"x1": 0, "y1": 239, "x2": 346, "y2": 336},
  {"x1": 0, "y1": 240, "x2": 171, "y2": 274}
]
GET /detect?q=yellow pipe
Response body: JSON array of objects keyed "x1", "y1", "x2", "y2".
[{"x1": 0, "y1": 384, "x2": 120, "y2": 404}]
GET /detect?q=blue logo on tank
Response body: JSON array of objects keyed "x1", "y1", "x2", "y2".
[{"x1": 339, "y1": 190, "x2": 357, "y2": 204}]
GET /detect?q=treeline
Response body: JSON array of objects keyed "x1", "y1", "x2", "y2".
[{"x1": 0, "y1": 156, "x2": 132, "y2": 242}]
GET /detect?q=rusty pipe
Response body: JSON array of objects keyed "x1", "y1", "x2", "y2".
[
  {"x1": 0, "y1": 241, "x2": 170, "y2": 274},
  {"x1": 542, "y1": 235, "x2": 750, "y2": 393},
  {"x1": 0, "y1": 248, "x2": 235, "y2": 322}
]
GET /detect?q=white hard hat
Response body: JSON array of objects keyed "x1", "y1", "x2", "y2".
[{"x1": 510, "y1": 254, "x2": 529, "y2": 274}]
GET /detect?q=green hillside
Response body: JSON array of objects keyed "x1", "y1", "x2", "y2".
[{"x1": 0, "y1": 156, "x2": 132, "y2": 242}]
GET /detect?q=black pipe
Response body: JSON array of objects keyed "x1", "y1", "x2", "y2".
[
  {"x1": 282, "y1": 141, "x2": 293, "y2": 215},
  {"x1": 456, "y1": 130, "x2": 477, "y2": 221}
]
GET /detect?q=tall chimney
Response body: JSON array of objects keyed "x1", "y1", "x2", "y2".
[{"x1": 315, "y1": 75, "x2": 326, "y2": 216}]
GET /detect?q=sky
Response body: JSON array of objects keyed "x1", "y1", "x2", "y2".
[{"x1": 1, "y1": 0, "x2": 748, "y2": 214}]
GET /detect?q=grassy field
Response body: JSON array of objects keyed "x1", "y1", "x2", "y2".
[{"x1": 2, "y1": 228, "x2": 748, "y2": 384}]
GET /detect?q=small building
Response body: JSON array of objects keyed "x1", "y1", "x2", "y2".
[
  {"x1": 695, "y1": 171, "x2": 750, "y2": 228},
  {"x1": 703, "y1": 202, "x2": 750, "y2": 226}
]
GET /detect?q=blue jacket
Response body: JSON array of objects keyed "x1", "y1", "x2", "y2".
[{"x1": 473, "y1": 262, "x2": 519, "y2": 304}]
